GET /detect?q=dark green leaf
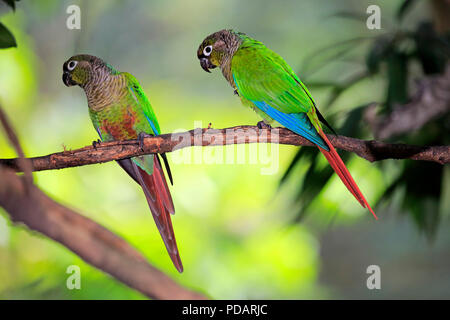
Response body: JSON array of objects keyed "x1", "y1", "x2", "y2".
[
  {"x1": 337, "y1": 105, "x2": 368, "y2": 136},
  {"x1": 292, "y1": 152, "x2": 335, "y2": 221},
  {"x1": 414, "y1": 22, "x2": 450, "y2": 74},
  {"x1": 0, "y1": 22, "x2": 16, "y2": 49},
  {"x1": 379, "y1": 160, "x2": 443, "y2": 237},
  {"x1": 386, "y1": 51, "x2": 409, "y2": 109},
  {"x1": 2, "y1": 0, "x2": 19, "y2": 11},
  {"x1": 366, "y1": 36, "x2": 394, "y2": 74}
]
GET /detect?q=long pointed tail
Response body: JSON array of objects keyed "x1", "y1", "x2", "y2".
[
  {"x1": 130, "y1": 156, "x2": 183, "y2": 272},
  {"x1": 317, "y1": 128, "x2": 377, "y2": 220}
]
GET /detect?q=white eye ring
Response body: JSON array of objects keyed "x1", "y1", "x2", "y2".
[
  {"x1": 67, "y1": 60, "x2": 78, "y2": 71},
  {"x1": 203, "y1": 45, "x2": 212, "y2": 56}
]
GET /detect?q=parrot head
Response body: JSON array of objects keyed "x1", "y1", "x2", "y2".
[
  {"x1": 197, "y1": 29, "x2": 241, "y2": 73},
  {"x1": 62, "y1": 54, "x2": 114, "y2": 87}
]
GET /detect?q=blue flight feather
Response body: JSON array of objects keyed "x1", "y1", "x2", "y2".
[
  {"x1": 144, "y1": 114, "x2": 159, "y2": 135},
  {"x1": 251, "y1": 100, "x2": 329, "y2": 150}
]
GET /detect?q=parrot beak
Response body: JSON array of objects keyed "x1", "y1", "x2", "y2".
[
  {"x1": 62, "y1": 72, "x2": 76, "y2": 87},
  {"x1": 199, "y1": 58, "x2": 215, "y2": 73}
]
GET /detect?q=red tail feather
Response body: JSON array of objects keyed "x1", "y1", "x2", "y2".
[
  {"x1": 131, "y1": 156, "x2": 183, "y2": 272},
  {"x1": 317, "y1": 128, "x2": 377, "y2": 220}
]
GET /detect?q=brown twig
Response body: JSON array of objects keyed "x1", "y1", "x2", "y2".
[
  {"x1": 0, "y1": 107, "x2": 33, "y2": 185},
  {"x1": 0, "y1": 126, "x2": 449, "y2": 171}
]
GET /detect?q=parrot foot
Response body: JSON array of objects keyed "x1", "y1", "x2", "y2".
[
  {"x1": 138, "y1": 132, "x2": 153, "y2": 151},
  {"x1": 92, "y1": 139, "x2": 102, "y2": 149},
  {"x1": 257, "y1": 121, "x2": 272, "y2": 130}
]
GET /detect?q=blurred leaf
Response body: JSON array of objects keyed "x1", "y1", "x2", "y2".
[
  {"x1": 414, "y1": 22, "x2": 450, "y2": 74},
  {"x1": 303, "y1": 81, "x2": 337, "y2": 89},
  {"x1": 396, "y1": 0, "x2": 418, "y2": 22},
  {"x1": 326, "y1": 71, "x2": 369, "y2": 108},
  {"x1": 386, "y1": 50, "x2": 408, "y2": 109},
  {"x1": 2, "y1": 0, "x2": 19, "y2": 10},
  {"x1": 380, "y1": 161, "x2": 443, "y2": 238},
  {"x1": 279, "y1": 144, "x2": 307, "y2": 185},
  {"x1": 336, "y1": 104, "x2": 369, "y2": 136},
  {"x1": 299, "y1": 37, "x2": 372, "y2": 77},
  {"x1": 366, "y1": 35, "x2": 394, "y2": 74},
  {"x1": 0, "y1": 22, "x2": 16, "y2": 49},
  {"x1": 2, "y1": 0, "x2": 19, "y2": 11},
  {"x1": 292, "y1": 149, "x2": 334, "y2": 221}
]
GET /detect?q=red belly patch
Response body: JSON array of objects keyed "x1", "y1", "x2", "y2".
[{"x1": 100, "y1": 108, "x2": 139, "y2": 140}]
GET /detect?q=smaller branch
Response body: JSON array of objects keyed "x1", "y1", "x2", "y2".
[
  {"x1": 366, "y1": 64, "x2": 450, "y2": 139},
  {"x1": 0, "y1": 106, "x2": 33, "y2": 184},
  {"x1": 0, "y1": 126, "x2": 449, "y2": 171}
]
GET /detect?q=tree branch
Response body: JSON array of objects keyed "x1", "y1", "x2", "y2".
[
  {"x1": 365, "y1": 64, "x2": 450, "y2": 139},
  {"x1": 0, "y1": 167, "x2": 205, "y2": 300},
  {"x1": 0, "y1": 126, "x2": 449, "y2": 170}
]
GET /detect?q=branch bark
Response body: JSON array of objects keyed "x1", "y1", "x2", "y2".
[{"x1": 0, "y1": 126, "x2": 449, "y2": 170}]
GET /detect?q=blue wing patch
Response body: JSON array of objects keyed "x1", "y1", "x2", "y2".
[
  {"x1": 144, "y1": 114, "x2": 159, "y2": 135},
  {"x1": 232, "y1": 73, "x2": 328, "y2": 150},
  {"x1": 95, "y1": 126, "x2": 103, "y2": 141},
  {"x1": 251, "y1": 100, "x2": 329, "y2": 150}
]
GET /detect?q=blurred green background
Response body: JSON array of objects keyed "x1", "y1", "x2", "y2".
[{"x1": 0, "y1": 0, "x2": 449, "y2": 299}]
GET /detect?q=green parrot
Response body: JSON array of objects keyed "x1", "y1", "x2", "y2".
[
  {"x1": 62, "y1": 54, "x2": 183, "y2": 272},
  {"x1": 197, "y1": 30, "x2": 377, "y2": 219}
]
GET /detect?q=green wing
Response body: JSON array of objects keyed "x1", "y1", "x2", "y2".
[
  {"x1": 231, "y1": 45, "x2": 316, "y2": 115},
  {"x1": 231, "y1": 41, "x2": 329, "y2": 149},
  {"x1": 123, "y1": 72, "x2": 161, "y2": 135},
  {"x1": 123, "y1": 72, "x2": 173, "y2": 184}
]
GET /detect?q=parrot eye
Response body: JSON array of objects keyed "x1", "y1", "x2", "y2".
[
  {"x1": 67, "y1": 60, "x2": 78, "y2": 71},
  {"x1": 203, "y1": 45, "x2": 212, "y2": 57}
]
